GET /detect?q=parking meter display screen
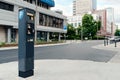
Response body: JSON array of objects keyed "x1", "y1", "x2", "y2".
[{"x1": 27, "y1": 13, "x2": 34, "y2": 21}]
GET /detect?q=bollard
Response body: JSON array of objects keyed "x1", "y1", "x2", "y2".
[
  {"x1": 110, "y1": 40, "x2": 112, "y2": 44},
  {"x1": 104, "y1": 38, "x2": 106, "y2": 46},
  {"x1": 115, "y1": 40, "x2": 117, "y2": 47},
  {"x1": 107, "y1": 38, "x2": 108, "y2": 45}
]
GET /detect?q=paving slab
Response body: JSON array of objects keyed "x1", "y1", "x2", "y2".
[{"x1": 0, "y1": 60, "x2": 120, "y2": 80}]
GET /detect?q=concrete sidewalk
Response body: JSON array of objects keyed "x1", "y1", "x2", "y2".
[{"x1": 0, "y1": 60, "x2": 120, "y2": 80}]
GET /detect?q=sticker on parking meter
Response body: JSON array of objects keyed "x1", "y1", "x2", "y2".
[{"x1": 19, "y1": 10, "x2": 24, "y2": 20}]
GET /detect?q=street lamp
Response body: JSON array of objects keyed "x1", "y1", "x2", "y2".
[{"x1": 64, "y1": 33, "x2": 67, "y2": 42}]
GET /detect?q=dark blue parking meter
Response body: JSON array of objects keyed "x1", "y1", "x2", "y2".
[{"x1": 18, "y1": 8, "x2": 35, "y2": 78}]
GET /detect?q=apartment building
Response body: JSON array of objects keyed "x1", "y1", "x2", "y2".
[
  {"x1": 93, "y1": 8, "x2": 115, "y2": 36},
  {"x1": 0, "y1": 0, "x2": 67, "y2": 43},
  {"x1": 67, "y1": 15, "x2": 82, "y2": 28},
  {"x1": 73, "y1": 0, "x2": 96, "y2": 15}
]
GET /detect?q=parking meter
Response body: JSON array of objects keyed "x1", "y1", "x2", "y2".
[{"x1": 18, "y1": 8, "x2": 35, "y2": 78}]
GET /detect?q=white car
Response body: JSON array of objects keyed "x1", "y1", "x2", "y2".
[{"x1": 109, "y1": 36, "x2": 120, "y2": 42}]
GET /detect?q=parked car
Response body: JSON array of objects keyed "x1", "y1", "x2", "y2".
[{"x1": 108, "y1": 36, "x2": 120, "y2": 43}]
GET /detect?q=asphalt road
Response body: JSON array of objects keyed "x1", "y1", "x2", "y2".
[{"x1": 0, "y1": 40, "x2": 117, "y2": 64}]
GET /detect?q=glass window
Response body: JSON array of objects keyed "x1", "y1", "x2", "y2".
[
  {"x1": 11, "y1": 29, "x2": 16, "y2": 42},
  {"x1": 39, "y1": 13, "x2": 64, "y2": 29},
  {"x1": 0, "y1": 1, "x2": 14, "y2": 11}
]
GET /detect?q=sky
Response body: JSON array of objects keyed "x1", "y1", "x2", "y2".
[{"x1": 52, "y1": 0, "x2": 120, "y2": 25}]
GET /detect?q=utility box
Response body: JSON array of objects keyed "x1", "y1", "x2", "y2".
[{"x1": 18, "y1": 8, "x2": 35, "y2": 78}]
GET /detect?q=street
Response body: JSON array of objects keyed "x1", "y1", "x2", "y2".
[{"x1": 0, "y1": 40, "x2": 117, "y2": 64}]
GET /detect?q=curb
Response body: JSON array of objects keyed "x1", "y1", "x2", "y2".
[{"x1": 0, "y1": 42, "x2": 70, "y2": 51}]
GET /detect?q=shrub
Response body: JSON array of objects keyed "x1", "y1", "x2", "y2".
[
  {"x1": 35, "y1": 40, "x2": 64, "y2": 45},
  {"x1": 0, "y1": 42, "x2": 5, "y2": 47},
  {"x1": 93, "y1": 36, "x2": 105, "y2": 40}
]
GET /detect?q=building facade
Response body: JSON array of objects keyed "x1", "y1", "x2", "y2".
[
  {"x1": 67, "y1": 14, "x2": 98, "y2": 28},
  {"x1": 106, "y1": 8, "x2": 114, "y2": 35},
  {"x1": 73, "y1": 0, "x2": 96, "y2": 15},
  {"x1": 0, "y1": 0, "x2": 67, "y2": 43},
  {"x1": 67, "y1": 15, "x2": 82, "y2": 28},
  {"x1": 93, "y1": 8, "x2": 115, "y2": 36}
]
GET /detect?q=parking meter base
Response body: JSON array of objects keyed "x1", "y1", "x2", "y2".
[{"x1": 19, "y1": 70, "x2": 34, "y2": 78}]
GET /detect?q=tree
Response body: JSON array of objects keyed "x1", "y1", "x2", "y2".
[
  {"x1": 115, "y1": 29, "x2": 120, "y2": 36},
  {"x1": 77, "y1": 25, "x2": 82, "y2": 36},
  {"x1": 66, "y1": 24, "x2": 76, "y2": 39},
  {"x1": 82, "y1": 14, "x2": 101, "y2": 39},
  {"x1": 97, "y1": 20, "x2": 101, "y2": 30}
]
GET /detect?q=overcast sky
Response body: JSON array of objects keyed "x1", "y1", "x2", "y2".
[{"x1": 52, "y1": 0, "x2": 120, "y2": 25}]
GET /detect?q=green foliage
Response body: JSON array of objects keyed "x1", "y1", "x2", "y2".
[
  {"x1": 97, "y1": 20, "x2": 101, "y2": 30},
  {"x1": 82, "y1": 14, "x2": 93, "y2": 28},
  {"x1": 92, "y1": 36, "x2": 105, "y2": 40},
  {"x1": 67, "y1": 24, "x2": 76, "y2": 39},
  {"x1": 115, "y1": 29, "x2": 120, "y2": 36},
  {"x1": 81, "y1": 14, "x2": 101, "y2": 39},
  {"x1": 77, "y1": 26, "x2": 81, "y2": 34},
  {"x1": 0, "y1": 42, "x2": 5, "y2": 47},
  {"x1": 66, "y1": 14, "x2": 101, "y2": 40}
]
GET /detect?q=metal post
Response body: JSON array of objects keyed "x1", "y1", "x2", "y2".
[
  {"x1": 35, "y1": 0, "x2": 38, "y2": 41},
  {"x1": 115, "y1": 40, "x2": 117, "y2": 47},
  {"x1": 104, "y1": 36, "x2": 106, "y2": 46},
  {"x1": 110, "y1": 40, "x2": 112, "y2": 44},
  {"x1": 107, "y1": 37, "x2": 108, "y2": 45},
  {"x1": 97, "y1": 23, "x2": 98, "y2": 40},
  {"x1": 81, "y1": 26, "x2": 83, "y2": 41},
  {"x1": 64, "y1": 33, "x2": 66, "y2": 42},
  {"x1": 58, "y1": 33, "x2": 61, "y2": 41}
]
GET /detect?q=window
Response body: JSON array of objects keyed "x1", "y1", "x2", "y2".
[
  {"x1": 0, "y1": 1, "x2": 14, "y2": 11},
  {"x1": 39, "y1": 13, "x2": 44, "y2": 25},
  {"x1": 39, "y1": 13, "x2": 64, "y2": 29},
  {"x1": 23, "y1": 0, "x2": 32, "y2": 4},
  {"x1": 23, "y1": 0, "x2": 50, "y2": 9},
  {"x1": 11, "y1": 29, "x2": 16, "y2": 42}
]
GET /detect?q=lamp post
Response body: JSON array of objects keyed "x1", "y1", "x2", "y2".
[
  {"x1": 97, "y1": 22, "x2": 98, "y2": 40},
  {"x1": 81, "y1": 26, "x2": 83, "y2": 41},
  {"x1": 89, "y1": 33, "x2": 92, "y2": 40},
  {"x1": 115, "y1": 39, "x2": 117, "y2": 47},
  {"x1": 35, "y1": 0, "x2": 38, "y2": 41}
]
